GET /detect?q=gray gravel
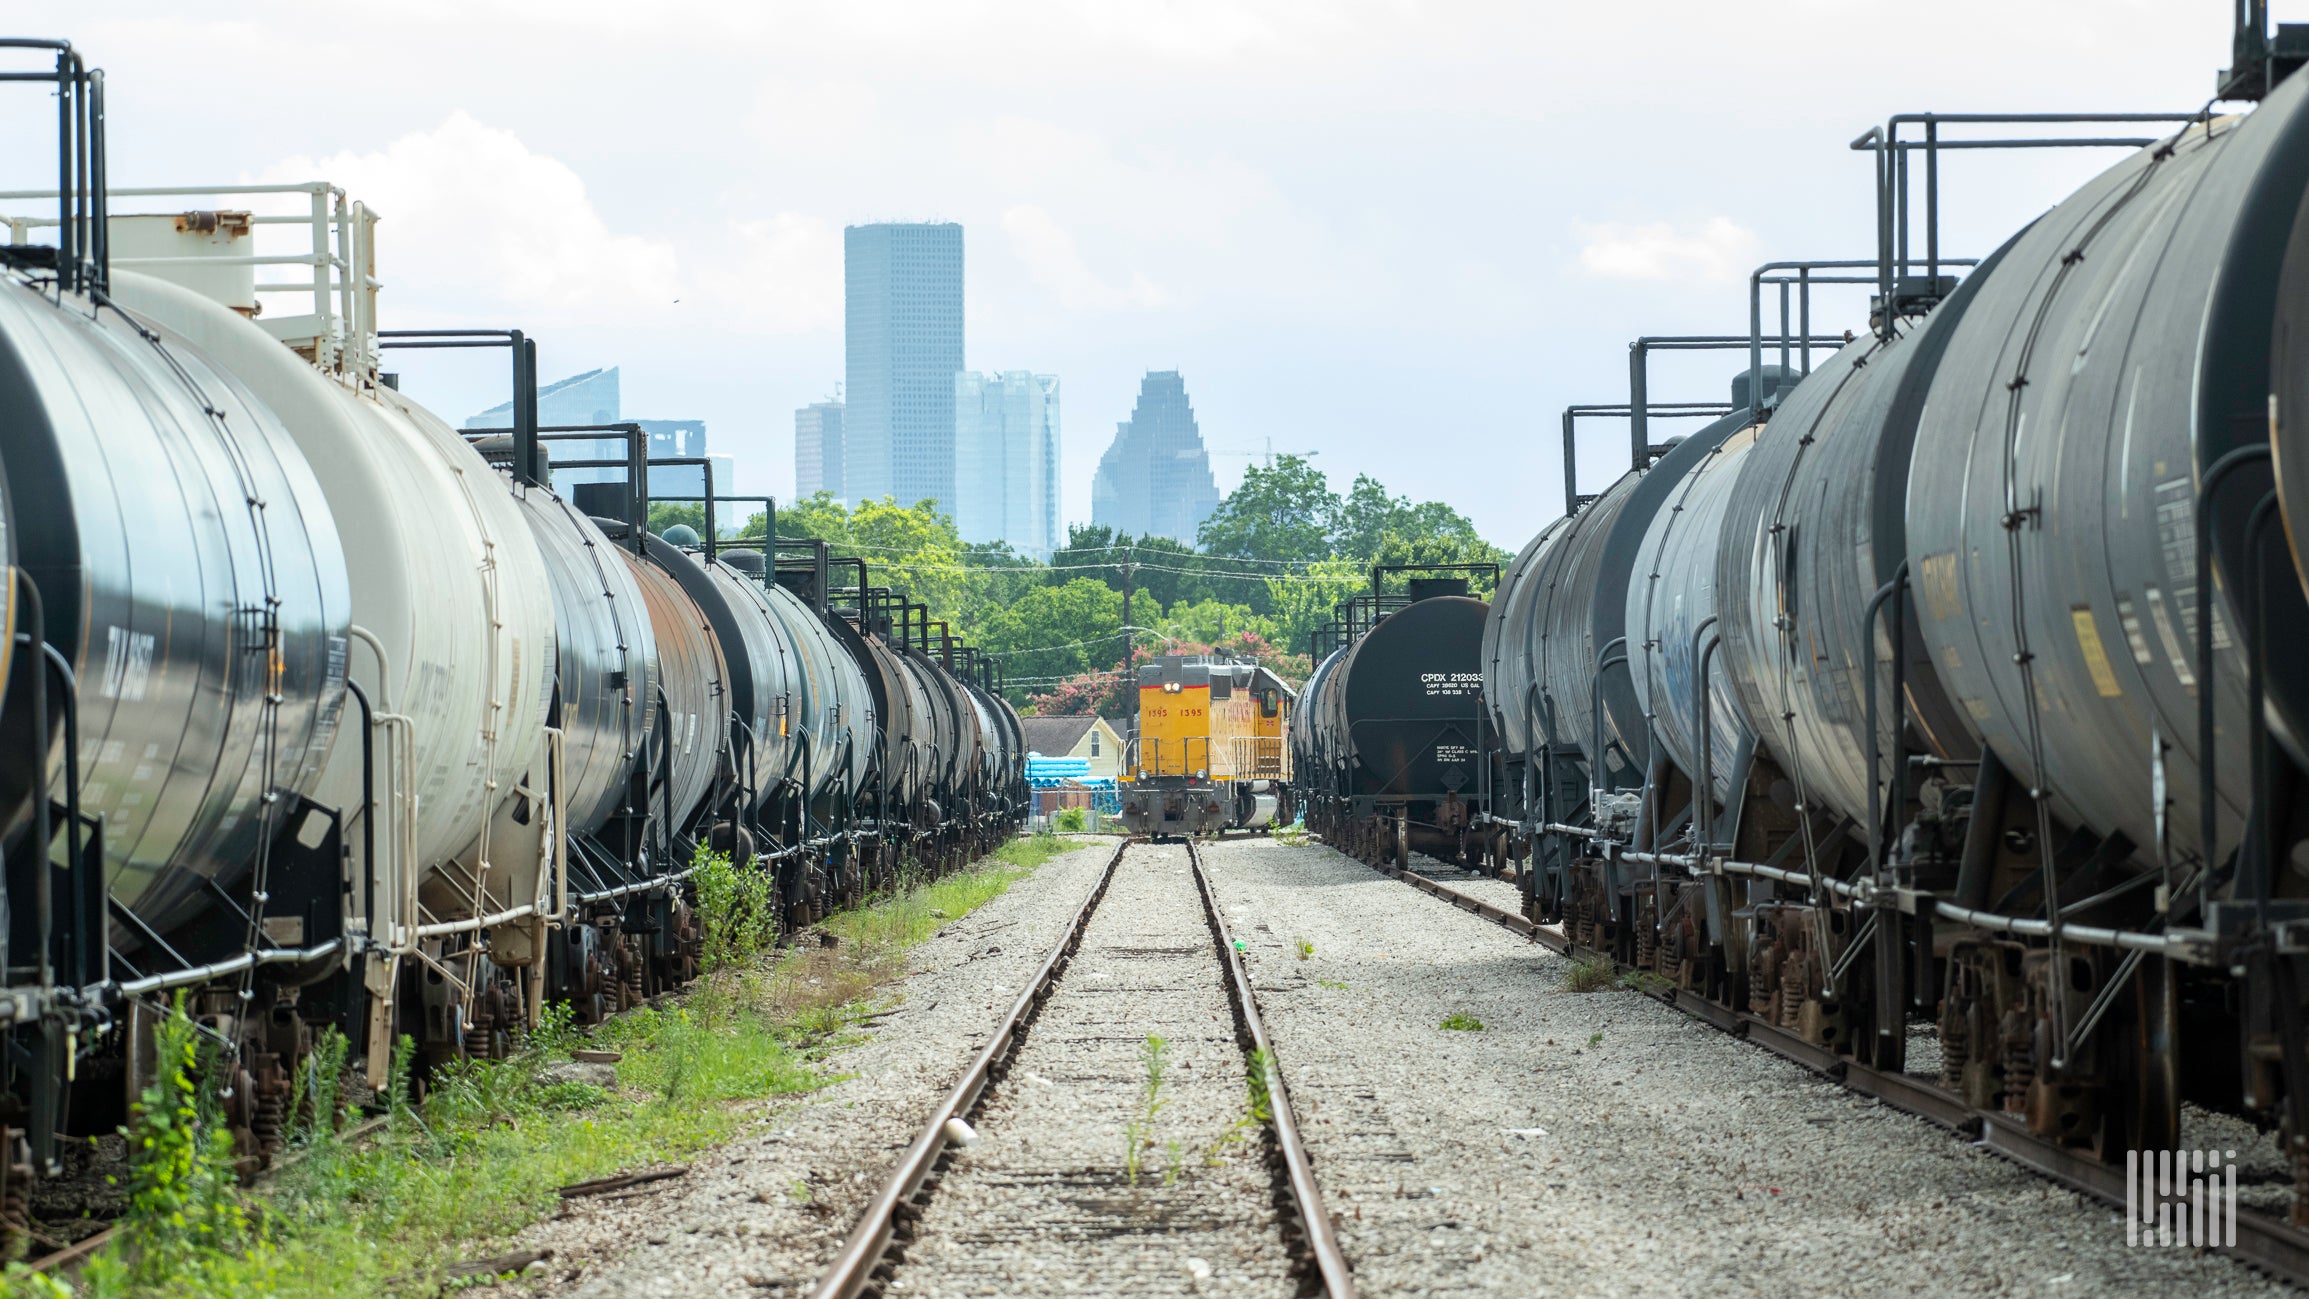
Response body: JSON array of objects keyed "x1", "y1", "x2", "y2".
[
  {"x1": 1199, "y1": 836, "x2": 2290, "y2": 1298},
  {"x1": 895, "y1": 839, "x2": 1293, "y2": 1297},
  {"x1": 1395, "y1": 847, "x2": 1527, "y2": 916},
  {"x1": 477, "y1": 838, "x2": 1122, "y2": 1297}
]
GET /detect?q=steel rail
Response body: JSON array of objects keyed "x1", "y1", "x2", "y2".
[
  {"x1": 809, "y1": 838, "x2": 1126, "y2": 1299},
  {"x1": 1345, "y1": 847, "x2": 2309, "y2": 1289},
  {"x1": 1187, "y1": 838, "x2": 1357, "y2": 1298}
]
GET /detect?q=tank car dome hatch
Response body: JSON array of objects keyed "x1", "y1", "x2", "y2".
[
  {"x1": 1728, "y1": 364, "x2": 1802, "y2": 412},
  {"x1": 661, "y1": 523, "x2": 700, "y2": 548},
  {"x1": 470, "y1": 433, "x2": 553, "y2": 479},
  {"x1": 1405, "y1": 576, "x2": 1470, "y2": 602},
  {"x1": 720, "y1": 548, "x2": 767, "y2": 576}
]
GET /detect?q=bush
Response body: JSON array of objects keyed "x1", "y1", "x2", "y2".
[
  {"x1": 1053, "y1": 807, "x2": 1088, "y2": 833},
  {"x1": 692, "y1": 846, "x2": 775, "y2": 972},
  {"x1": 1562, "y1": 956, "x2": 1617, "y2": 993}
]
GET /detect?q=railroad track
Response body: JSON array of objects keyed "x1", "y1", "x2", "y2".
[
  {"x1": 811, "y1": 837, "x2": 1354, "y2": 1299},
  {"x1": 1348, "y1": 843, "x2": 2309, "y2": 1290}
]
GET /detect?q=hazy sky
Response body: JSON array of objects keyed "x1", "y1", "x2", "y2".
[{"x1": 4, "y1": 0, "x2": 2260, "y2": 546}]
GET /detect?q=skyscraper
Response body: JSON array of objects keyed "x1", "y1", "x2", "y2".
[
  {"x1": 844, "y1": 222, "x2": 963, "y2": 511},
  {"x1": 795, "y1": 401, "x2": 845, "y2": 500},
  {"x1": 954, "y1": 372, "x2": 1060, "y2": 557},
  {"x1": 1091, "y1": 371, "x2": 1221, "y2": 543}
]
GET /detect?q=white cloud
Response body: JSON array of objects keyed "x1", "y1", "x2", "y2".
[
  {"x1": 260, "y1": 111, "x2": 679, "y2": 322},
  {"x1": 999, "y1": 205, "x2": 1170, "y2": 311},
  {"x1": 1574, "y1": 216, "x2": 1761, "y2": 285},
  {"x1": 723, "y1": 213, "x2": 843, "y2": 333}
]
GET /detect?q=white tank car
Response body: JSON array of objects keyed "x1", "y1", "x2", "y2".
[{"x1": 102, "y1": 272, "x2": 560, "y2": 986}]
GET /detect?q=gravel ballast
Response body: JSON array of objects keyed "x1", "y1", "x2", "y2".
[
  {"x1": 483, "y1": 839, "x2": 1122, "y2": 1297},
  {"x1": 893, "y1": 839, "x2": 1295, "y2": 1298},
  {"x1": 1199, "y1": 835, "x2": 2289, "y2": 1298}
]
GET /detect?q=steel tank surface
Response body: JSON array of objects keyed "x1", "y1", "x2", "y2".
[
  {"x1": 516, "y1": 494, "x2": 655, "y2": 836},
  {"x1": 843, "y1": 627, "x2": 931, "y2": 812},
  {"x1": 898, "y1": 652, "x2": 963, "y2": 796},
  {"x1": 640, "y1": 536, "x2": 788, "y2": 817},
  {"x1": 1294, "y1": 647, "x2": 1345, "y2": 786},
  {"x1": 103, "y1": 272, "x2": 558, "y2": 914},
  {"x1": 618, "y1": 548, "x2": 725, "y2": 830},
  {"x1": 0, "y1": 274, "x2": 349, "y2": 939},
  {"x1": 1481, "y1": 518, "x2": 1570, "y2": 762},
  {"x1": 1331, "y1": 596, "x2": 1490, "y2": 798},
  {"x1": 1717, "y1": 252, "x2": 2007, "y2": 834},
  {"x1": 1592, "y1": 408, "x2": 1759, "y2": 756},
  {"x1": 1532, "y1": 472, "x2": 1645, "y2": 786},
  {"x1": 704, "y1": 560, "x2": 801, "y2": 811},
  {"x1": 1626, "y1": 422, "x2": 1762, "y2": 806},
  {"x1": 744, "y1": 571, "x2": 874, "y2": 804},
  {"x1": 1906, "y1": 86, "x2": 2309, "y2": 873}
]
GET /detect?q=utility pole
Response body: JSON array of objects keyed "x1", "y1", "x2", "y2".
[{"x1": 1122, "y1": 558, "x2": 1140, "y2": 752}]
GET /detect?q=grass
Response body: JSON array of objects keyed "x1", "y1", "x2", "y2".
[
  {"x1": 1123, "y1": 1035, "x2": 1170, "y2": 1187},
  {"x1": 1562, "y1": 956, "x2": 1617, "y2": 994},
  {"x1": 1439, "y1": 1013, "x2": 1485, "y2": 1032},
  {"x1": 1317, "y1": 979, "x2": 1348, "y2": 992},
  {"x1": 1620, "y1": 969, "x2": 1674, "y2": 996},
  {"x1": 1292, "y1": 936, "x2": 1314, "y2": 961},
  {"x1": 38, "y1": 842, "x2": 1052, "y2": 1299},
  {"x1": 1201, "y1": 1047, "x2": 1273, "y2": 1168},
  {"x1": 1272, "y1": 823, "x2": 1309, "y2": 847}
]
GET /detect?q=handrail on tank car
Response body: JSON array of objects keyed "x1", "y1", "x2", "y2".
[
  {"x1": 1559, "y1": 403, "x2": 1732, "y2": 518},
  {"x1": 1742, "y1": 260, "x2": 1977, "y2": 410},
  {"x1": 1627, "y1": 335, "x2": 1844, "y2": 476},
  {"x1": 1849, "y1": 111, "x2": 2206, "y2": 342},
  {"x1": 0, "y1": 41, "x2": 109, "y2": 299}
]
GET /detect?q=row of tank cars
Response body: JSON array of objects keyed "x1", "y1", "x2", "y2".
[
  {"x1": 1296, "y1": 20, "x2": 2309, "y2": 1224},
  {"x1": 0, "y1": 40, "x2": 1024, "y2": 1233}
]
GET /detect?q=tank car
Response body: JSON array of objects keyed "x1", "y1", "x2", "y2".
[
  {"x1": 1293, "y1": 570, "x2": 1499, "y2": 865},
  {"x1": 0, "y1": 40, "x2": 1025, "y2": 1223},
  {"x1": 1491, "y1": 23, "x2": 2309, "y2": 1216}
]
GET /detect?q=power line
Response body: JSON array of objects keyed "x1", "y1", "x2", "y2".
[{"x1": 772, "y1": 536, "x2": 1349, "y2": 571}]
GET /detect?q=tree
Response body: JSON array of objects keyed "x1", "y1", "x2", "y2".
[
  {"x1": 1196, "y1": 455, "x2": 1338, "y2": 567},
  {"x1": 1047, "y1": 524, "x2": 1232, "y2": 611},
  {"x1": 1026, "y1": 669, "x2": 1134, "y2": 719},
  {"x1": 648, "y1": 502, "x2": 706, "y2": 536},
  {"x1": 1266, "y1": 556, "x2": 1368, "y2": 660},
  {"x1": 978, "y1": 578, "x2": 1127, "y2": 697},
  {"x1": 1372, "y1": 527, "x2": 1509, "y2": 600},
  {"x1": 1156, "y1": 597, "x2": 1282, "y2": 651},
  {"x1": 1332, "y1": 473, "x2": 1403, "y2": 562}
]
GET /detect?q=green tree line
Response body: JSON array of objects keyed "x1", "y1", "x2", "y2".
[{"x1": 655, "y1": 455, "x2": 1505, "y2": 716}]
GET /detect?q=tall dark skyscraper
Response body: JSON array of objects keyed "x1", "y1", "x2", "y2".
[
  {"x1": 1091, "y1": 371, "x2": 1221, "y2": 544},
  {"x1": 844, "y1": 223, "x2": 963, "y2": 511}
]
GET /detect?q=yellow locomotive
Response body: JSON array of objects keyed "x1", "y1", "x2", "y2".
[{"x1": 1121, "y1": 654, "x2": 1293, "y2": 836}]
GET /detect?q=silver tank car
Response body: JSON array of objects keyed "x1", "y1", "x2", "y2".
[{"x1": 0, "y1": 267, "x2": 349, "y2": 945}]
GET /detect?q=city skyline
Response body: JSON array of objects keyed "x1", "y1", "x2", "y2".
[
  {"x1": 1091, "y1": 370, "x2": 1220, "y2": 545},
  {"x1": 107, "y1": 0, "x2": 2245, "y2": 546},
  {"x1": 843, "y1": 222, "x2": 964, "y2": 511},
  {"x1": 955, "y1": 370, "x2": 1061, "y2": 556}
]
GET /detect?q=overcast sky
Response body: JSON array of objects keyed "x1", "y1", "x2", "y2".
[{"x1": 4, "y1": 0, "x2": 2263, "y2": 546}]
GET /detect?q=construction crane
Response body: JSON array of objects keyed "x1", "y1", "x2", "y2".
[{"x1": 1209, "y1": 438, "x2": 1320, "y2": 468}]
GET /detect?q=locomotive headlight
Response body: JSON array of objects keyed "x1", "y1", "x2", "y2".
[
  {"x1": 1195, "y1": 768, "x2": 1207, "y2": 779},
  {"x1": 1163, "y1": 681, "x2": 1182, "y2": 693}
]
